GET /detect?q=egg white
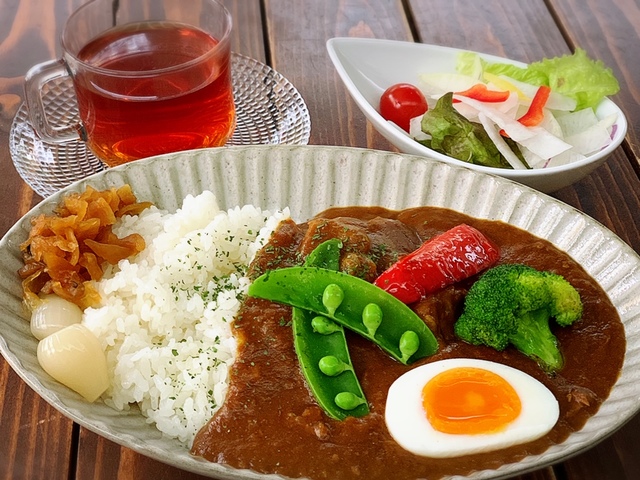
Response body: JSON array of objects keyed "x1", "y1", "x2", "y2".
[{"x1": 385, "y1": 358, "x2": 559, "y2": 458}]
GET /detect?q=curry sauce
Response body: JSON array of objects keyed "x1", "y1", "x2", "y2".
[{"x1": 191, "y1": 206, "x2": 625, "y2": 480}]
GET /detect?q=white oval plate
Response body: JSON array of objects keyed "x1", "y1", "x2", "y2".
[
  {"x1": 1, "y1": 145, "x2": 640, "y2": 479},
  {"x1": 326, "y1": 37, "x2": 628, "y2": 193}
]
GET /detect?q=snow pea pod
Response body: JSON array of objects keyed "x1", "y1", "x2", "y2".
[
  {"x1": 249, "y1": 266, "x2": 439, "y2": 364},
  {"x1": 303, "y1": 237, "x2": 342, "y2": 271},
  {"x1": 291, "y1": 239, "x2": 369, "y2": 420}
]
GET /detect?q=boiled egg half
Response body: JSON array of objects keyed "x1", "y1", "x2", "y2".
[{"x1": 385, "y1": 358, "x2": 559, "y2": 458}]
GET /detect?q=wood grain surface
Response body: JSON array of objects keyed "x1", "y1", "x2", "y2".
[{"x1": 1, "y1": 0, "x2": 639, "y2": 479}]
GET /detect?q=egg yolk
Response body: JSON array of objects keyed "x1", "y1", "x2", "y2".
[{"x1": 421, "y1": 367, "x2": 522, "y2": 435}]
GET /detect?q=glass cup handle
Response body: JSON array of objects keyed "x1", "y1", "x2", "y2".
[{"x1": 24, "y1": 59, "x2": 81, "y2": 143}]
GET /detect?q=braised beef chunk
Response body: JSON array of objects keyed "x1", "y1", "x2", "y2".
[
  {"x1": 248, "y1": 218, "x2": 305, "y2": 279},
  {"x1": 299, "y1": 218, "x2": 373, "y2": 257}
]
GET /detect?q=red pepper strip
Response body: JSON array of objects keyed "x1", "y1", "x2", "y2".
[
  {"x1": 453, "y1": 84, "x2": 510, "y2": 103},
  {"x1": 517, "y1": 85, "x2": 551, "y2": 126},
  {"x1": 373, "y1": 224, "x2": 500, "y2": 304},
  {"x1": 500, "y1": 84, "x2": 552, "y2": 137}
]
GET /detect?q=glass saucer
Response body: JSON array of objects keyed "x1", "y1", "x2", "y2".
[{"x1": 10, "y1": 53, "x2": 311, "y2": 197}]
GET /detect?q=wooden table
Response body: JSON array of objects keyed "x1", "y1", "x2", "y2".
[{"x1": 1, "y1": 0, "x2": 639, "y2": 479}]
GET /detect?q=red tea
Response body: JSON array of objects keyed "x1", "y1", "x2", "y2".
[{"x1": 74, "y1": 22, "x2": 235, "y2": 166}]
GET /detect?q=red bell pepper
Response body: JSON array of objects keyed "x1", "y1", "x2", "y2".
[
  {"x1": 454, "y1": 84, "x2": 510, "y2": 103},
  {"x1": 500, "y1": 85, "x2": 552, "y2": 137},
  {"x1": 373, "y1": 224, "x2": 500, "y2": 304},
  {"x1": 517, "y1": 85, "x2": 551, "y2": 127}
]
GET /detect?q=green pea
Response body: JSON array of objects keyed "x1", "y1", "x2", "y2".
[
  {"x1": 335, "y1": 391, "x2": 367, "y2": 411},
  {"x1": 311, "y1": 316, "x2": 342, "y2": 335},
  {"x1": 362, "y1": 303, "x2": 383, "y2": 337},
  {"x1": 399, "y1": 330, "x2": 420, "y2": 363},
  {"x1": 322, "y1": 283, "x2": 344, "y2": 315},
  {"x1": 318, "y1": 355, "x2": 350, "y2": 376}
]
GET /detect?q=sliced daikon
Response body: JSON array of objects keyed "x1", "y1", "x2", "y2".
[
  {"x1": 409, "y1": 115, "x2": 430, "y2": 141},
  {"x1": 477, "y1": 113, "x2": 528, "y2": 169},
  {"x1": 521, "y1": 147, "x2": 546, "y2": 168},
  {"x1": 518, "y1": 126, "x2": 573, "y2": 159},
  {"x1": 539, "y1": 109, "x2": 564, "y2": 139},
  {"x1": 565, "y1": 122, "x2": 614, "y2": 155},
  {"x1": 522, "y1": 146, "x2": 586, "y2": 169},
  {"x1": 555, "y1": 108, "x2": 599, "y2": 137},
  {"x1": 454, "y1": 95, "x2": 536, "y2": 142},
  {"x1": 418, "y1": 73, "x2": 479, "y2": 97}
]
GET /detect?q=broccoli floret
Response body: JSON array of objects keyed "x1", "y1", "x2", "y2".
[{"x1": 454, "y1": 264, "x2": 583, "y2": 373}]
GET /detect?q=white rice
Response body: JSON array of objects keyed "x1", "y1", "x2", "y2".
[{"x1": 82, "y1": 191, "x2": 289, "y2": 445}]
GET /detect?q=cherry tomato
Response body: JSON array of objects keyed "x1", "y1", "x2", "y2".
[{"x1": 379, "y1": 83, "x2": 428, "y2": 132}]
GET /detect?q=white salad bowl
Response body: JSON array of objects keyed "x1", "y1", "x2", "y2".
[{"x1": 326, "y1": 37, "x2": 628, "y2": 193}]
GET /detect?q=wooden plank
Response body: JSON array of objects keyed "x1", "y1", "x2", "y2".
[
  {"x1": 555, "y1": 149, "x2": 640, "y2": 251},
  {"x1": 546, "y1": 0, "x2": 640, "y2": 165},
  {"x1": 69, "y1": 1, "x2": 267, "y2": 478},
  {"x1": 72, "y1": 7, "x2": 414, "y2": 478},
  {"x1": 1, "y1": 0, "x2": 637, "y2": 479},
  {"x1": 222, "y1": 0, "x2": 267, "y2": 61},
  {"x1": 0, "y1": 0, "x2": 267, "y2": 478},
  {"x1": 0, "y1": 1, "x2": 82, "y2": 478},
  {"x1": 407, "y1": 0, "x2": 640, "y2": 246},
  {"x1": 75, "y1": 431, "x2": 210, "y2": 480},
  {"x1": 0, "y1": 363, "x2": 74, "y2": 479},
  {"x1": 259, "y1": 5, "x2": 574, "y2": 480},
  {"x1": 409, "y1": 0, "x2": 569, "y2": 60},
  {"x1": 408, "y1": 2, "x2": 640, "y2": 479},
  {"x1": 263, "y1": 0, "x2": 413, "y2": 148}
]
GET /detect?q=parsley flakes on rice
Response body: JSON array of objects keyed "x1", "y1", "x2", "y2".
[{"x1": 82, "y1": 190, "x2": 289, "y2": 444}]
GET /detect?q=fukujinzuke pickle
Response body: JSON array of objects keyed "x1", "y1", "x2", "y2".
[
  {"x1": 292, "y1": 239, "x2": 369, "y2": 420},
  {"x1": 249, "y1": 267, "x2": 439, "y2": 364}
]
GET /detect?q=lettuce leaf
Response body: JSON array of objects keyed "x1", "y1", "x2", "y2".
[
  {"x1": 529, "y1": 48, "x2": 620, "y2": 110},
  {"x1": 456, "y1": 48, "x2": 620, "y2": 110},
  {"x1": 420, "y1": 93, "x2": 512, "y2": 169}
]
